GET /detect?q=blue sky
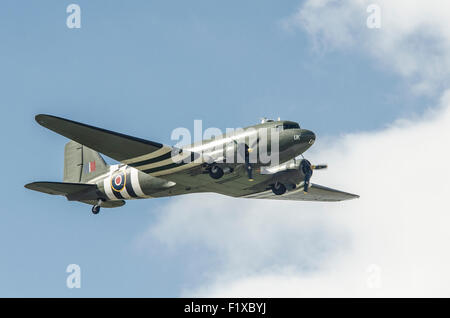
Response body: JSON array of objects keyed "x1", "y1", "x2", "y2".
[{"x1": 0, "y1": 0, "x2": 444, "y2": 297}]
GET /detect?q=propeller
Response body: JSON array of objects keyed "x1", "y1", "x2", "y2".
[
  {"x1": 245, "y1": 144, "x2": 254, "y2": 181},
  {"x1": 235, "y1": 139, "x2": 259, "y2": 181},
  {"x1": 299, "y1": 159, "x2": 327, "y2": 193}
]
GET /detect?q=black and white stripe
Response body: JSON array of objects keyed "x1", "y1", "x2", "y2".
[{"x1": 103, "y1": 166, "x2": 152, "y2": 200}]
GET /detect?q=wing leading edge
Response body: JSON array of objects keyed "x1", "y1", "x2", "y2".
[{"x1": 242, "y1": 183, "x2": 359, "y2": 202}]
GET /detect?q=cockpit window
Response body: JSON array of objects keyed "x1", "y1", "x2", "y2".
[{"x1": 283, "y1": 123, "x2": 300, "y2": 130}]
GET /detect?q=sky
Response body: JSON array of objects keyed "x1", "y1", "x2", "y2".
[{"x1": 0, "y1": 0, "x2": 449, "y2": 297}]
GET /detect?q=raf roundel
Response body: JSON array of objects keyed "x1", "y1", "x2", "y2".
[{"x1": 111, "y1": 171, "x2": 126, "y2": 192}]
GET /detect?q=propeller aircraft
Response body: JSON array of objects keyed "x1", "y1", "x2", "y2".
[{"x1": 25, "y1": 115, "x2": 359, "y2": 214}]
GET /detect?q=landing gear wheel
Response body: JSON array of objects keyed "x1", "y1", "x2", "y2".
[
  {"x1": 272, "y1": 182, "x2": 286, "y2": 195},
  {"x1": 209, "y1": 165, "x2": 224, "y2": 179},
  {"x1": 92, "y1": 205, "x2": 100, "y2": 215}
]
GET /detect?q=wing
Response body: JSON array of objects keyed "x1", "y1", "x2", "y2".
[
  {"x1": 241, "y1": 183, "x2": 359, "y2": 202},
  {"x1": 35, "y1": 114, "x2": 201, "y2": 176},
  {"x1": 36, "y1": 114, "x2": 172, "y2": 163}
]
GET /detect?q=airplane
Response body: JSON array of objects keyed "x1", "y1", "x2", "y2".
[{"x1": 25, "y1": 115, "x2": 359, "y2": 214}]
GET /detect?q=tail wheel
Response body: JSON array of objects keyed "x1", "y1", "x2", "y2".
[
  {"x1": 92, "y1": 205, "x2": 100, "y2": 214},
  {"x1": 272, "y1": 182, "x2": 286, "y2": 195}
]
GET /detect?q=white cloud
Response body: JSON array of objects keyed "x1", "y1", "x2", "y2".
[
  {"x1": 283, "y1": 0, "x2": 450, "y2": 95},
  {"x1": 139, "y1": 90, "x2": 450, "y2": 297}
]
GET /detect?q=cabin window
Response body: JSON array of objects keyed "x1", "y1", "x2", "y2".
[{"x1": 282, "y1": 123, "x2": 300, "y2": 130}]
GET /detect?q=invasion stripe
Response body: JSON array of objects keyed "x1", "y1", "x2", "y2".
[
  {"x1": 136, "y1": 152, "x2": 196, "y2": 171},
  {"x1": 129, "y1": 151, "x2": 173, "y2": 167},
  {"x1": 130, "y1": 168, "x2": 147, "y2": 197},
  {"x1": 118, "y1": 184, "x2": 131, "y2": 199},
  {"x1": 125, "y1": 171, "x2": 138, "y2": 198},
  {"x1": 112, "y1": 189, "x2": 124, "y2": 200},
  {"x1": 142, "y1": 152, "x2": 197, "y2": 174},
  {"x1": 104, "y1": 177, "x2": 117, "y2": 200},
  {"x1": 143, "y1": 161, "x2": 187, "y2": 174},
  {"x1": 122, "y1": 147, "x2": 172, "y2": 165}
]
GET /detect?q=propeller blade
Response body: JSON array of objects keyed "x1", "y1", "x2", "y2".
[
  {"x1": 312, "y1": 164, "x2": 328, "y2": 170},
  {"x1": 303, "y1": 172, "x2": 312, "y2": 193},
  {"x1": 246, "y1": 163, "x2": 254, "y2": 181},
  {"x1": 235, "y1": 142, "x2": 257, "y2": 181},
  {"x1": 246, "y1": 144, "x2": 254, "y2": 181},
  {"x1": 300, "y1": 159, "x2": 313, "y2": 193}
]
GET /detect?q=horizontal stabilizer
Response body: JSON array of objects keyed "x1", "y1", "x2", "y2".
[
  {"x1": 243, "y1": 183, "x2": 359, "y2": 202},
  {"x1": 25, "y1": 181, "x2": 100, "y2": 201},
  {"x1": 25, "y1": 182, "x2": 125, "y2": 208}
]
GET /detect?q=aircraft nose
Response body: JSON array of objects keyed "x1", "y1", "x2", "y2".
[{"x1": 300, "y1": 129, "x2": 316, "y2": 145}]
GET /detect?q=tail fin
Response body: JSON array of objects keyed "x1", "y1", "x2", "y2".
[{"x1": 63, "y1": 141, "x2": 109, "y2": 183}]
